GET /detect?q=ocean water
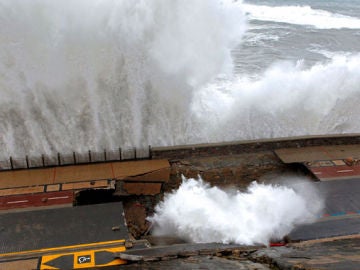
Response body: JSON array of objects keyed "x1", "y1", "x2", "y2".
[
  {"x1": 236, "y1": 0, "x2": 360, "y2": 74},
  {"x1": 201, "y1": 0, "x2": 360, "y2": 141},
  {"x1": 0, "y1": 0, "x2": 359, "y2": 159}
]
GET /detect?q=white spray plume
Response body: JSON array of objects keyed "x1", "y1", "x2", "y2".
[
  {"x1": 0, "y1": 0, "x2": 246, "y2": 158},
  {"x1": 148, "y1": 176, "x2": 323, "y2": 245},
  {"x1": 1, "y1": 0, "x2": 360, "y2": 160}
]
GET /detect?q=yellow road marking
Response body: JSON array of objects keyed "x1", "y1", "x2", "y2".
[
  {"x1": 40, "y1": 246, "x2": 126, "y2": 269},
  {"x1": 0, "y1": 239, "x2": 125, "y2": 258}
]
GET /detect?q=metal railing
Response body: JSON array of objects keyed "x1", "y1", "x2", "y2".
[{"x1": 0, "y1": 146, "x2": 152, "y2": 171}]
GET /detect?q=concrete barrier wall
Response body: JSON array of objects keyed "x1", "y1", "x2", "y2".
[
  {"x1": 151, "y1": 134, "x2": 360, "y2": 160},
  {"x1": 3, "y1": 134, "x2": 359, "y2": 172}
]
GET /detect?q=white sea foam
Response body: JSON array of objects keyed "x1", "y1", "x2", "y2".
[
  {"x1": 309, "y1": 49, "x2": 353, "y2": 60},
  {"x1": 243, "y1": 4, "x2": 360, "y2": 29},
  {"x1": 244, "y1": 32, "x2": 280, "y2": 46},
  {"x1": 192, "y1": 54, "x2": 360, "y2": 140},
  {"x1": 149, "y1": 176, "x2": 323, "y2": 245}
]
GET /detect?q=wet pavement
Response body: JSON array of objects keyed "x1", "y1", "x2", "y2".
[
  {"x1": 290, "y1": 214, "x2": 360, "y2": 241},
  {"x1": 0, "y1": 202, "x2": 128, "y2": 255},
  {"x1": 288, "y1": 178, "x2": 360, "y2": 241},
  {"x1": 317, "y1": 178, "x2": 360, "y2": 215}
]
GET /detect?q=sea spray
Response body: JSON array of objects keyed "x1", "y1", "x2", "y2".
[
  {"x1": 0, "y1": 0, "x2": 246, "y2": 159},
  {"x1": 148, "y1": 176, "x2": 323, "y2": 245},
  {"x1": 1, "y1": 1, "x2": 360, "y2": 160}
]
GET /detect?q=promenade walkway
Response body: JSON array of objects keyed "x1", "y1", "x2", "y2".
[{"x1": 0, "y1": 159, "x2": 169, "y2": 210}]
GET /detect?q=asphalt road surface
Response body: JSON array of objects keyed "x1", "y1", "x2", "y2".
[{"x1": 289, "y1": 178, "x2": 360, "y2": 241}]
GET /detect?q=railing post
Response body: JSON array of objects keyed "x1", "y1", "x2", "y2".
[
  {"x1": 149, "y1": 145, "x2": 152, "y2": 159},
  {"x1": 26, "y1": 155, "x2": 30, "y2": 169},
  {"x1": 3, "y1": 146, "x2": 155, "y2": 170},
  {"x1": 10, "y1": 156, "x2": 14, "y2": 170}
]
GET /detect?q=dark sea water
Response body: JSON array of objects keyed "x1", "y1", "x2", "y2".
[
  {"x1": 235, "y1": 0, "x2": 360, "y2": 74},
  {"x1": 0, "y1": 0, "x2": 359, "y2": 159}
]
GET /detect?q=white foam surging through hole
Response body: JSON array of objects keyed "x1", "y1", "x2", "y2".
[{"x1": 148, "y1": 176, "x2": 323, "y2": 245}]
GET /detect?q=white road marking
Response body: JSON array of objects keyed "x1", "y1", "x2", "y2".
[
  {"x1": 7, "y1": 200, "x2": 29, "y2": 204},
  {"x1": 337, "y1": 169, "x2": 354, "y2": 173},
  {"x1": 48, "y1": 196, "x2": 69, "y2": 200}
]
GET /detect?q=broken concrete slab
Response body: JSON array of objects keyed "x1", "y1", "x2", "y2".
[
  {"x1": 250, "y1": 236, "x2": 360, "y2": 270},
  {"x1": 115, "y1": 243, "x2": 263, "y2": 262}
]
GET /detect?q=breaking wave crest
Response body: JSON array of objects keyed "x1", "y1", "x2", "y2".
[
  {"x1": 193, "y1": 54, "x2": 360, "y2": 140},
  {"x1": 243, "y1": 4, "x2": 360, "y2": 29},
  {"x1": 148, "y1": 176, "x2": 323, "y2": 245}
]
